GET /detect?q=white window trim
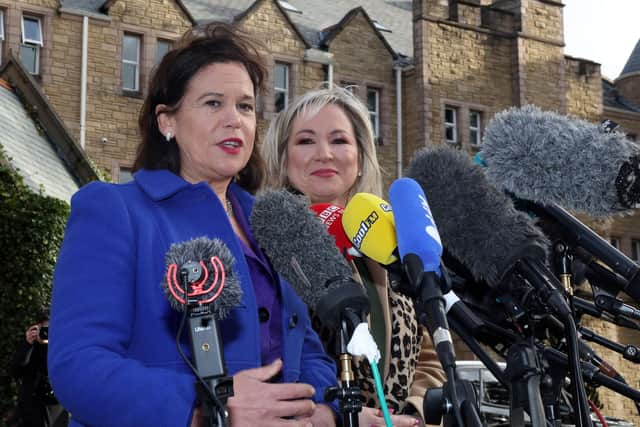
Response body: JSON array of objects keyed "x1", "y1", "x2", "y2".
[
  {"x1": 0, "y1": 10, "x2": 5, "y2": 41},
  {"x1": 470, "y1": 110, "x2": 482, "y2": 146},
  {"x1": 21, "y1": 15, "x2": 43, "y2": 46},
  {"x1": 610, "y1": 237, "x2": 620, "y2": 249},
  {"x1": 0, "y1": 10, "x2": 4, "y2": 65},
  {"x1": 122, "y1": 34, "x2": 141, "y2": 91},
  {"x1": 632, "y1": 239, "x2": 640, "y2": 261},
  {"x1": 367, "y1": 88, "x2": 380, "y2": 139},
  {"x1": 274, "y1": 63, "x2": 290, "y2": 110},
  {"x1": 445, "y1": 106, "x2": 458, "y2": 144}
]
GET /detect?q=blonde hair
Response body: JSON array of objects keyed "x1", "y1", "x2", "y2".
[{"x1": 262, "y1": 85, "x2": 383, "y2": 199}]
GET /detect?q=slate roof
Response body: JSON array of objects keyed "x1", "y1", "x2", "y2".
[
  {"x1": 620, "y1": 38, "x2": 640, "y2": 77},
  {"x1": 59, "y1": 0, "x2": 104, "y2": 14},
  {"x1": 182, "y1": 0, "x2": 413, "y2": 58},
  {"x1": 602, "y1": 78, "x2": 640, "y2": 113},
  {"x1": 0, "y1": 84, "x2": 81, "y2": 202},
  {"x1": 0, "y1": 54, "x2": 98, "y2": 202}
]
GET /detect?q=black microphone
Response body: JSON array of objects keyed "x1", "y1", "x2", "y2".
[
  {"x1": 162, "y1": 237, "x2": 243, "y2": 424},
  {"x1": 250, "y1": 190, "x2": 373, "y2": 427},
  {"x1": 481, "y1": 104, "x2": 640, "y2": 216},
  {"x1": 479, "y1": 105, "x2": 640, "y2": 302},
  {"x1": 406, "y1": 146, "x2": 593, "y2": 426},
  {"x1": 250, "y1": 190, "x2": 369, "y2": 330},
  {"x1": 406, "y1": 147, "x2": 552, "y2": 289}
]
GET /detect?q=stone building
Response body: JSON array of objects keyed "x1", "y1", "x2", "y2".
[{"x1": 0, "y1": 0, "x2": 639, "y2": 422}]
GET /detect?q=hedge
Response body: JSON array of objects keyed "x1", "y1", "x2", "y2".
[{"x1": 0, "y1": 150, "x2": 70, "y2": 424}]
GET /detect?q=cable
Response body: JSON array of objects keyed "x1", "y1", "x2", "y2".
[
  {"x1": 589, "y1": 400, "x2": 608, "y2": 427},
  {"x1": 369, "y1": 359, "x2": 393, "y2": 427}
]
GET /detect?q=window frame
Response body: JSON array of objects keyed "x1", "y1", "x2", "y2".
[
  {"x1": 0, "y1": 10, "x2": 4, "y2": 65},
  {"x1": 21, "y1": 15, "x2": 43, "y2": 46},
  {"x1": 469, "y1": 110, "x2": 482, "y2": 146},
  {"x1": 156, "y1": 39, "x2": 171, "y2": 65},
  {"x1": 20, "y1": 15, "x2": 44, "y2": 75},
  {"x1": 632, "y1": 239, "x2": 640, "y2": 261},
  {"x1": 122, "y1": 33, "x2": 141, "y2": 92},
  {"x1": 444, "y1": 106, "x2": 458, "y2": 144},
  {"x1": 274, "y1": 62, "x2": 290, "y2": 113},
  {"x1": 610, "y1": 237, "x2": 620, "y2": 249},
  {"x1": 367, "y1": 87, "x2": 381, "y2": 140}
]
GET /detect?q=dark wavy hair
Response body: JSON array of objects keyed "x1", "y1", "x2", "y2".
[{"x1": 134, "y1": 23, "x2": 267, "y2": 193}]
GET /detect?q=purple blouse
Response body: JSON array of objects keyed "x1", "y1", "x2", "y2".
[{"x1": 229, "y1": 193, "x2": 283, "y2": 365}]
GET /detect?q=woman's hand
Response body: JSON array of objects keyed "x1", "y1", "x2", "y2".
[
  {"x1": 358, "y1": 406, "x2": 422, "y2": 427},
  {"x1": 296, "y1": 403, "x2": 336, "y2": 427},
  {"x1": 227, "y1": 358, "x2": 318, "y2": 426}
]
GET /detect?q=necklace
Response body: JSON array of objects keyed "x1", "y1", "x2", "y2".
[{"x1": 225, "y1": 198, "x2": 233, "y2": 217}]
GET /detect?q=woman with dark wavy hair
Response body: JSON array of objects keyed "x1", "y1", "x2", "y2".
[{"x1": 49, "y1": 23, "x2": 337, "y2": 427}]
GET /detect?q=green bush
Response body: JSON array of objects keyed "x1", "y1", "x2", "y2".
[{"x1": 0, "y1": 150, "x2": 69, "y2": 424}]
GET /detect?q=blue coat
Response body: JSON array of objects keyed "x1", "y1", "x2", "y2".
[{"x1": 49, "y1": 169, "x2": 337, "y2": 427}]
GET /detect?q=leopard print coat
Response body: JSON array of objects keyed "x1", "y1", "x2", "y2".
[{"x1": 313, "y1": 258, "x2": 446, "y2": 421}]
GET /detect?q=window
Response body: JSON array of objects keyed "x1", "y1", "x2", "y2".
[
  {"x1": 445, "y1": 106, "x2": 458, "y2": 144},
  {"x1": 156, "y1": 39, "x2": 171, "y2": 64},
  {"x1": 367, "y1": 88, "x2": 380, "y2": 140},
  {"x1": 119, "y1": 167, "x2": 133, "y2": 184},
  {"x1": 632, "y1": 239, "x2": 640, "y2": 262},
  {"x1": 20, "y1": 15, "x2": 43, "y2": 75},
  {"x1": 122, "y1": 34, "x2": 141, "y2": 91},
  {"x1": 470, "y1": 110, "x2": 482, "y2": 145},
  {"x1": 610, "y1": 237, "x2": 620, "y2": 249},
  {"x1": 0, "y1": 10, "x2": 4, "y2": 65},
  {"x1": 274, "y1": 63, "x2": 289, "y2": 112}
]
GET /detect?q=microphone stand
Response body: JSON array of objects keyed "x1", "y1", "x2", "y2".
[
  {"x1": 323, "y1": 308, "x2": 365, "y2": 427},
  {"x1": 398, "y1": 257, "x2": 482, "y2": 427},
  {"x1": 579, "y1": 326, "x2": 640, "y2": 364},
  {"x1": 514, "y1": 259, "x2": 594, "y2": 427}
]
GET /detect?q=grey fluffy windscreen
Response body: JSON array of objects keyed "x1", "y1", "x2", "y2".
[
  {"x1": 406, "y1": 146, "x2": 549, "y2": 287},
  {"x1": 250, "y1": 190, "x2": 352, "y2": 310},
  {"x1": 162, "y1": 237, "x2": 243, "y2": 319},
  {"x1": 481, "y1": 104, "x2": 640, "y2": 217}
]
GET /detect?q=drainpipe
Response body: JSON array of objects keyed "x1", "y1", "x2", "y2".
[
  {"x1": 304, "y1": 48, "x2": 334, "y2": 88},
  {"x1": 80, "y1": 15, "x2": 88, "y2": 149},
  {"x1": 395, "y1": 66, "x2": 403, "y2": 178}
]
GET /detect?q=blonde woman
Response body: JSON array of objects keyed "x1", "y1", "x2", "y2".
[{"x1": 262, "y1": 86, "x2": 446, "y2": 426}]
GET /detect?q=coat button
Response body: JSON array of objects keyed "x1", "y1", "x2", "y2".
[
  {"x1": 288, "y1": 313, "x2": 298, "y2": 328},
  {"x1": 258, "y1": 307, "x2": 270, "y2": 323}
]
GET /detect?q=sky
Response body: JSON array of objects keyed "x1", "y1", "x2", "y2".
[{"x1": 563, "y1": 0, "x2": 640, "y2": 80}]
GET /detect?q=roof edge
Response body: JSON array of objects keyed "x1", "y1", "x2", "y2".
[{"x1": 0, "y1": 51, "x2": 99, "y2": 186}]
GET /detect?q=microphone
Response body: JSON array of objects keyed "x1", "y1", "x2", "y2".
[
  {"x1": 481, "y1": 104, "x2": 640, "y2": 216},
  {"x1": 251, "y1": 191, "x2": 387, "y2": 426},
  {"x1": 388, "y1": 177, "x2": 455, "y2": 369},
  {"x1": 406, "y1": 146, "x2": 551, "y2": 290},
  {"x1": 342, "y1": 193, "x2": 398, "y2": 266},
  {"x1": 309, "y1": 203, "x2": 358, "y2": 261},
  {"x1": 162, "y1": 237, "x2": 243, "y2": 424},
  {"x1": 406, "y1": 146, "x2": 593, "y2": 426},
  {"x1": 250, "y1": 190, "x2": 369, "y2": 329},
  {"x1": 479, "y1": 106, "x2": 640, "y2": 301}
]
